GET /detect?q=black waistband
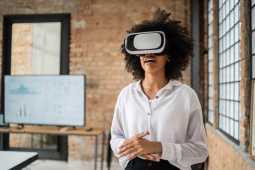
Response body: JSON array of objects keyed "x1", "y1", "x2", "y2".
[{"x1": 125, "y1": 157, "x2": 180, "y2": 170}]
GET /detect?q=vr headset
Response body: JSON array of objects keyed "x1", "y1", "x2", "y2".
[{"x1": 124, "y1": 31, "x2": 166, "y2": 55}]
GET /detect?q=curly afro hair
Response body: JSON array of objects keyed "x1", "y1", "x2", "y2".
[{"x1": 121, "y1": 9, "x2": 193, "y2": 80}]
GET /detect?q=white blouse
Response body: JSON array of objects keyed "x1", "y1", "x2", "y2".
[{"x1": 110, "y1": 80, "x2": 208, "y2": 170}]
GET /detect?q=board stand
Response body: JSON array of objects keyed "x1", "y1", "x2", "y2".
[
  {"x1": 57, "y1": 126, "x2": 93, "y2": 132},
  {"x1": 16, "y1": 124, "x2": 24, "y2": 129},
  {"x1": 0, "y1": 125, "x2": 105, "y2": 170},
  {"x1": 57, "y1": 126, "x2": 80, "y2": 132},
  {"x1": 9, "y1": 124, "x2": 94, "y2": 132},
  {"x1": 85, "y1": 127, "x2": 93, "y2": 131},
  {"x1": 71, "y1": 126, "x2": 76, "y2": 130}
]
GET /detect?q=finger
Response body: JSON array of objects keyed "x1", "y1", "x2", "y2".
[
  {"x1": 119, "y1": 139, "x2": 132, "y2": 149},
  {"x1": 119, "y1": 147, "x2": 138, "y2": 158},
  {"x1": 142, "y1": 154, "x2": 160, "y2": 162},
  {"x1": 120, "y1": 132, "x2": 147, "y2": 150},
  {"x1": 142, "y1": 154, "x2": 155, "y2": 160},
  {"x1": 119, "y1": 136, "x2": 146, "y2": 151},
  {"x1": 150, "y1": 153, "x2": 161, "y2": 161},
  {"x1": 118, "y1": 142, "x2": 136, "y2": 155},
  {"x1": 143, "y1": 154, "x2": 155, "y2": 159},
  {"x1": 119, "y1": 132, "x2": 149, "y2": 150},
  {"x1": 127, "y1": 148, "x2": 143, "y2": 160},
  {"x1": 144, "y1": 153, "x2": 160, "y2": 160},
  {"x1": 121, "y1": 137, "x2": 149, "y2": 154},
  {"x1": 150, "y1": 153, "x2": 160, "y2": 157},
  {"x1": 134, "y1": 131, "x2": 150, "y2": 139},
  {"x1": 119, "y1": 141, "x2": 133, "y2": 150},
  {"x1": 119, "y1": 138, "x2": 137, "y2": 151},
  {"x1": 119, "y1": 136, "x2": 140, "y2": 149}
]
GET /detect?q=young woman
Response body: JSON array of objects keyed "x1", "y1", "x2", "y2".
[{"x1": 110, "y1": 9, "x2": 208, "y2": 170}]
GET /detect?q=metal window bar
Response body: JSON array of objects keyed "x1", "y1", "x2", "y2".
[
  {"x1": 208, "y1": 0, "x2": 214, "y2": 124},
  {"x1": 251, "y1": 3, "x2": 255, "y2": 79}
]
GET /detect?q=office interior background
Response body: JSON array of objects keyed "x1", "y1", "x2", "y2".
[{"x1": 0, "y1": 0, "x2": 255, "y2": 170}]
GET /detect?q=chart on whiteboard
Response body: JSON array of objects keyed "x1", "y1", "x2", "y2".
[{"x1": 4, "y1": 75, "x2": 85, "y2": 126}]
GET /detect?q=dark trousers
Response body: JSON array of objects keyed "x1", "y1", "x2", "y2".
[{"x1": 125, "y1": 157, "x2": 180, "y2": 170}]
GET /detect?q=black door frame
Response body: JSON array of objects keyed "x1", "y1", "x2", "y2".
[
  {"x1": 191, "y1": 0, "x2": 202, "y2": 96},
  {"x1": 191, "y1": 0, "x2": 206, "y2": 116},
  {"x1": 1, "y1": 13, "x2": 70, "y2": 160}
]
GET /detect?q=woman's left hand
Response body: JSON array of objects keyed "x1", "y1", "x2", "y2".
[{"x1": 118, "y1": 133, "x2": 162, "y2": 160}]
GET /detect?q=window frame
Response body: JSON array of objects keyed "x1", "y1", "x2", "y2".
[
  {"x1": 1, "y1": 13, "x2": 70, "y2": 160},
  {"x1": 217, "y1": 0, "x2": 241, "y2": 144},
  {"x1": 250, "y1": 0, "x2": 255, "y2": 159}
]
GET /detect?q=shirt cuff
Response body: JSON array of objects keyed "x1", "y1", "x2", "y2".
[
  {"x1": 161, "y1": 142, "x2": 177, "y2": 161},
  {"x1": 115, "y1": 139, "x2": 125, "y2": 157},
  {"x1": 161, "y1": 142, "x2": 192, "y2": 170},
  {"x1": 118, "y1": 156, "x2": 130, "y2": 169}
]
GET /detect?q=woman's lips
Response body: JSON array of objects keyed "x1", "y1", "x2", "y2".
[{"x1": 144, "y1": 59, "x2": 156, "y2": 63}]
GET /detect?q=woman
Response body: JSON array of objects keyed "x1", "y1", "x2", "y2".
[{"x1": 110, "y1": 9, "x2": 208, "y2": 170}]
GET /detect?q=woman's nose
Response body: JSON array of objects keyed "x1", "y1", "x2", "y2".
[{"x1": 142, "y1": 54, "x2": 156, "y2": 58}]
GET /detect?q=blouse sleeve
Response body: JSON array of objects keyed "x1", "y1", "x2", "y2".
[
  {"x1": 160, "y1": 89, "x2": 208, "y2": 170},
  {"x1": 110, "y1": 91, "x2": 130, "y2": 169}
]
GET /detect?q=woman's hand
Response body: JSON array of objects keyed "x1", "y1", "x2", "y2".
[
  {"x1": 141, "y1": 153, "x2": 161, "y2": 162},
  {"x1": 118, "y1": 131, "x2": 162, "y2": 160}
]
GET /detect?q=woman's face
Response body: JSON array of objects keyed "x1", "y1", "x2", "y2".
[{"x1": 140, "y1": 54, "x2": 169, "y2": 75}]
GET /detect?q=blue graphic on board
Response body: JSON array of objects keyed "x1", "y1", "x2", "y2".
[
  {"x1": 10, "y1": 85, "x2": 37, "y2": 95},
  {"x1": 4, "y1": 75, "x2": 85, "y2": 126}
]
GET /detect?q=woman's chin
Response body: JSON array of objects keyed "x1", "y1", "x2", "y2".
[{"x1": 144, "y1": 69, "x2": 164, "y2": 75}]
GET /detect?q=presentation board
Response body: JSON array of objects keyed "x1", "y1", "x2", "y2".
[{"x1": 4, "y1": 75, "x2": 85, "y2": 126}]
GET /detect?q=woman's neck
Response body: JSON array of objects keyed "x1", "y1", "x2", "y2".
[{"x1": 141, "y1": 73, "x2": 168, "y2": 99}]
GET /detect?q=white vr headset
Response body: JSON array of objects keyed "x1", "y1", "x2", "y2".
[{"x1": 124, "y1": 31, "x2": 166, "y2": 55}]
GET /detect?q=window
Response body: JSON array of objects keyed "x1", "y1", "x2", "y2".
[
  {"x1": 218, "y1": 0, "x2": 240, "y2": 142},
  {"x1": 208, "y1": 0, "x2": 214, "y2": 124},
  {"x1": 2, "y1": 14, "x2": 70, "y2": 160}
]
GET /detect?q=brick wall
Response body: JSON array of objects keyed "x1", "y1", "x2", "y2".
[
  {"x1": 207, "y1": 125, "x2": 255, "y2": 170},
  {"x1": 0, "y1": 0, "x2": 192, "y2": 160}
]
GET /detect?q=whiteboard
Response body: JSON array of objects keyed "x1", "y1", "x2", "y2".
[{"x1": 4, "y1": 75, "x2": 85, "y2": 126}]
